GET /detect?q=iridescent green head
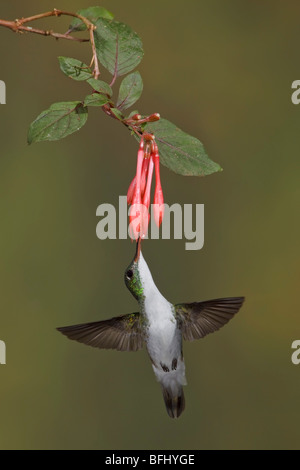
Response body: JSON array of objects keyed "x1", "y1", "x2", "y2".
[{"x1": 124, "y1": 241, "x2": 144, "y2": 301}]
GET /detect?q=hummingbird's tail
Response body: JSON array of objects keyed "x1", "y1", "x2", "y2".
[
  {"x1": 153, "y1": 359, "x2": 187, "y2": 419},
  {"x1": 161, "y1": 385, "x2": 185, "y2": 419}
]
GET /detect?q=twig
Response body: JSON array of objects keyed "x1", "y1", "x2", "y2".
[
  {"x1": 88, "y1": 24, "x2": 100, "y2": 79},
  {"x1": 0, "y1": 9, "x2": 100, "y2": 78},
  {"x1": 0, "y1": 20, "x2": 88, "y2": 42}
]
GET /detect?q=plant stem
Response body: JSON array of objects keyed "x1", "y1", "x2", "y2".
[
  {"x1": 0, "y1": 20, "x2": 88, "y2": 42},
  {"x1": 0, "y1": 9, "x2": 100, "y2": 78}
]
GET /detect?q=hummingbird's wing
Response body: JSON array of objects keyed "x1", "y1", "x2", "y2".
[
  {"x1": 57, "y1": 313, "x2": 144, "y2": 352},
  {"x1": 175, "y1": 297, "x2": 245, "y2": 341}
]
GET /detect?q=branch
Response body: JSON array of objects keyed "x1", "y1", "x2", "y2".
[
  {"x1": 0, "y1": 9, "x2": 100, "y2": 78},
  {"x1": 0, "y1": 20, "x2": 88, "y2": 42}
]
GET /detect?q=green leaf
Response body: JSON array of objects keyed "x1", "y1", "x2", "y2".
[
  {"x1": 117, "y1": 72, "x2": 143, "y2": 111},
  {"x1": 144, "y1": 119, "x2": 222, "y2": 176},
  {"x1": 58, "y1": 57, "x2": 93, "y2": 81},
  {"x1": 28, "y1": 102, "x2": 88, "y2": 144},
  {"x1": 87, "y1": 78, "x2": 112, "y2": 96},
  {"x1": 94, "y1": 18, "x2": 144, "y2": 77},
  {"x1": 69, "y1": 6, "x2": 114, "y2": 32},
  {"x1": 110, "y1": 108, "x2": 124, "y2": 121},
  {"x1": 84, "y1": 93, "x2": 109, "y2": 107}
]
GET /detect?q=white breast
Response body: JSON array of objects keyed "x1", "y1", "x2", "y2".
[{"x1": 138, "y1": 253, "x2": 180, "y2": 365}]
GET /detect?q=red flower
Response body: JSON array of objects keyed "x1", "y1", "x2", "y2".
[
  {"x1": 153, "y1": 142, "x2": 164, "y2": 227},
  {"x1": 127, "y1": 136, "x2": 164, "y2": 241},
  {"x1": 129, "y1": 138, "x2": 144, "y2": 240},
  {"x1": 141, "y1": 154, "x2": 154, "y2": 236}
]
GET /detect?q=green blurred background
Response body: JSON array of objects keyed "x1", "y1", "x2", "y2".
[{"x1": 0, "y1": 0, "x2": 299, "y2": 450}]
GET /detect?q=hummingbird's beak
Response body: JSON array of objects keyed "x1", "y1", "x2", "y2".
[{"x1": 134, "y1": 237, "x2": 142, "y2": 262}]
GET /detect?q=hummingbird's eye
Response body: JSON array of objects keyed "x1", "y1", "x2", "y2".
[{"x1": 126, "y1": 269, "x2": 133, "y2": 280}]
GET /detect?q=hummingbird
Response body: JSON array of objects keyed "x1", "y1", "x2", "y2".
[{"x1": 57, "y1": 241, "x2": 245, "y2": 419}]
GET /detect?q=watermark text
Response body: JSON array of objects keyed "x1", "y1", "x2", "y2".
[
  {"x1": 96, "y1": 196, "x2": 204, "y2": 251},
  {"x1": 291, "y1": 340, "x2": 300, "y2": 365},
  {"x1": 0, "y1": 80, "x2": 6, "y2": 104},
  {"x1": 0, "y1": 340, "x2": 6, "y2": 365},
  {"x1": 291, "y1": 80, "x2": 300, "y2": 104}
]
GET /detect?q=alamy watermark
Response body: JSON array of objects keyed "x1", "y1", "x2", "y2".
[
  {"x1": 291, "y1": 340, "x2": 300, "y2": 365},
  {"x1": 291, "y1": 80, "x2": 300, "y2": 105},
  {"x1": 0, "y1": 340, "x2": 6, "y2": 365},
  {"x1": 0, "y1": 80, "x2": 6, "y2": 104},
  {"x1": 96, "y1": 196, "x2": 204, "y2": 251}
]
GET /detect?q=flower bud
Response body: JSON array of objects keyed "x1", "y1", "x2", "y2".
[
  {"x1": 148, "y1": 113, "x2": 160, "y2": 122},
  {"x1": 130, "y1": 114, "x2": 142, "y2": 121},
  {"x1": 143, "y1": 132, "x2": 155, "y2": 141}
]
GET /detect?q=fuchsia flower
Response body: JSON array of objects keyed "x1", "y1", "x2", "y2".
[
  {"x1": 127, "y1": 135, "x2": 164, "y2": 241},
  {"x1": 152, "y1": 142, "x2": 164, "y2": 228},
  {"x1": 127, "y1": 155, "x2": 149, "y2": 206},
  {"x1": 128, "y1": 139, "x2": 144, "y2": 240},
  {"x1": 141, "y1": 154, "x2": 154, "y2": 236}
]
